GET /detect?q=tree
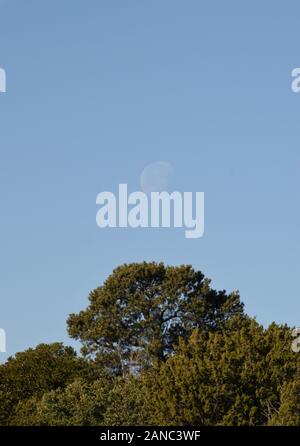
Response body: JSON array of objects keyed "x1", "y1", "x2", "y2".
[
  {"x1": 142, "y1": 318, "x2": 300, "y2": 426},
  {"x1": 0, "y1": 343, "x2": 88, "y2": 425},
  {"x1": 18, "y1": 378, "x2": 111, "y2": 426},
  {"x1": 67, "y1": 262, "x2": 243, "y2": 373},
  {"x1": 3, "y1": 263, "x2": 299, "y2": 426},
  {"x1": 103, "y1": 376, "x2": 151, "y2": 426},
  {"x1": 11, "y1": 376, "x2": 150, "y2": 426},
  {"x1": 268, "y1": 368, "x2": 300, "y2": 426}
]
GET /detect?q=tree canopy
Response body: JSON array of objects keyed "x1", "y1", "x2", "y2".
[
  {"x1": 0, "y1": 343, "x2": 88, "y2": 425},
  {"x1": 0, "y1": 262, "x2": 299, "y2": 426},
  {"x1": 67, "y1": 262, "x2": 243, "y2": 373}
]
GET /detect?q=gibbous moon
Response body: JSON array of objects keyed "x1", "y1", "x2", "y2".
[{"x1": 140, "y1": 161, "x2": 174, "y2": 195}]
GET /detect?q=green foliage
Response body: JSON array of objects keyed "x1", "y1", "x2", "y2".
[
  {"x1": 268, "y1": 368, "x2": 300, "y2": 426},
  {"x1": 11, "y1": 376, "x2": 150, "y2": 426},
  {"x1": 103, "y1": 376, "x2": 151, "y2": 426},
  {"x1": 14, "y1": 378, "x2": 111, "y2": 426},
  {"x1": 0, "y1": 343, "x2": 88, "y2": 425},
  {"x1": 67, "y1": 262, "x2": 244, "y2": 373},
  {"x1": 1, "y1": 263, "x2": 299, "y2": 426},
  {"x1": 142, "y1": 318, "x2": 300, "y2": 426}
]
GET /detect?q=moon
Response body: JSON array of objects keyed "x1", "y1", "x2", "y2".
[{"x1": 140, "y1": 162, "x2": 174, "y2": 195}]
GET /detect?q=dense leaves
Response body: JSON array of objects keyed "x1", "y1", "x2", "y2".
[
  {"x1": 143, "y1": 318, "x2": 299, "y2": 425},
  {"x1": 67, "y1": 262, "x2": 243, "y2": 372},
  {"x1": 268, "y1": 368, "x2": 300, "y2": 426},
  {"x1": 0, "y1": 263, "x2": 299, "y2": 426},
  {"x1": 0, "y1": 343, "x2": 88, "y2": 425}
]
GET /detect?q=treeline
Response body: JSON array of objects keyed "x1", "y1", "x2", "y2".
[{"x1": 0, "y1": 262, "x2": 299, "y2": 426}]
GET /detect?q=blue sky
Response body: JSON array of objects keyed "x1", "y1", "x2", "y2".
[{"x1": 0, "y1": 0, "x2": 299, "y2": 361}]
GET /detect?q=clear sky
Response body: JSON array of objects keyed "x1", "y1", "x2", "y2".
[{"x1": 0, "y1": 0, "x2": 299, "y2": 362}]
